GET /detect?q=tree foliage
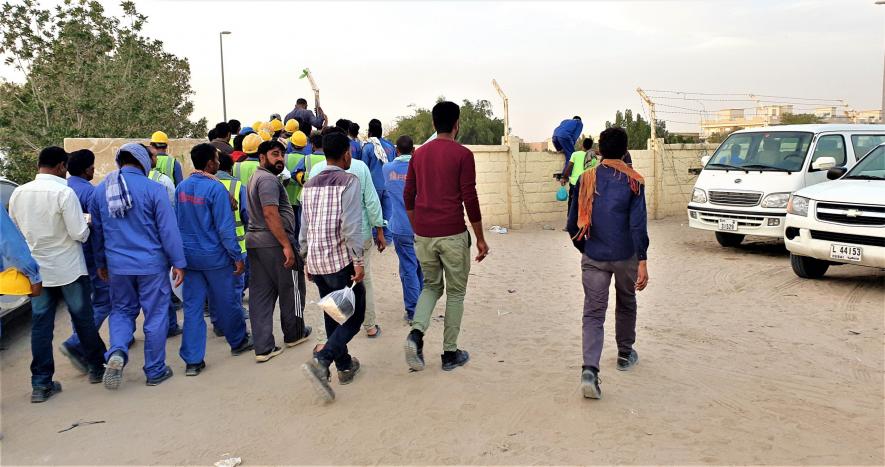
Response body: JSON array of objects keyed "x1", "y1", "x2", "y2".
[
  {"x1": 777, "y1": 113, "x2": 823, "y2": 125},
  {"x1": 707, "y1": 127, "x2": 744, "y2": 144},
  {"x1": 0, "y1": 0, "x2": 206, "y2": 184},
  {"x1": 386, "y1": 97, "x2": 504, "y2": 145},
  {"x1": 604, "y1": 109, "x2": 669, "y2": 150}
]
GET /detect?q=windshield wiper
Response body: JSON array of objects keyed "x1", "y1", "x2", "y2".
[
  {"x1": 844, "y1": 174, "x2": 885, "y2": 180},
  {"x1": 741, "y1": 164, "x2": 791, "y2": 172},
  {"x1": 706, "y1": 163, "x2": 744, "y2": 170}
]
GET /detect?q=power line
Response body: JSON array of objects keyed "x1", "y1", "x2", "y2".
[{"x1": 646, "y1": 89, "x2": 843, "y2": 102}]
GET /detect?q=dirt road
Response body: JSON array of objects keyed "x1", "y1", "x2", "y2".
[{"x1": 1, "y1": 220, "x2": 882, "y2": 464}]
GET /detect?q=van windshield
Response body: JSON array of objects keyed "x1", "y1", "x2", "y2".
[
  {"x1": 844, "y1": 145, "x2": 885, "y2": 180},
  {"x1": 707, "y1": 131, "x2": 813, "y2": 172}
]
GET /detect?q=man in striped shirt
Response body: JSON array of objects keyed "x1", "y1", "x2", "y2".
[{"x1": 299, "y1": 131, "x2": 366, "y2": 403}]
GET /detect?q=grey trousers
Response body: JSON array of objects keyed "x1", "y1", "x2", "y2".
[
  {"x1": 247, "y1": 246, "x2": 306, "y2": 355},
  {"x1": 581, "y1": 255, "x2": 638, "y2": 369}
]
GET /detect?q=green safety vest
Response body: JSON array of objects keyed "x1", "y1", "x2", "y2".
[
  {"x1": 298, "y1": 154, "x2": 326, "y2": 202},
  {"x1": 155, "y1": 154, "x2": 175, "y2": 179},
  {"x1": 219, "y1": 179, "x2": 246, "y2": 253},
  {"x1": 148, "y1": 169, "x2": 163, "y2": 182},
  {"x1": 284, "y1": 153, "x2": 305, "y2": 205},
  {"x1": 233, "y1": 160, "x2": 260, "y2": 187}
]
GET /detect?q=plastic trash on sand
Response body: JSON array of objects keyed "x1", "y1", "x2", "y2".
[
  {"x1": 214, "y1": 455, "x2": 242, "y2": 467},
  {"x1": 489, "y1": 225, "x2": 508, "y2": 234},
  {"x1": 318, "y1": 282, "x2": 356, "y2": 324}
]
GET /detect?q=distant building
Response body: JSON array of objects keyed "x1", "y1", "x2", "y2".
[{"x1": 701, "y1": 105, "x2": 883, "y2": 138}]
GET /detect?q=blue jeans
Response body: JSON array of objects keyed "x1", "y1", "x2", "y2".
[
  {"x1": 62, "y1": 267, "x2": 110, "y2": 355},
  {"x1": 314, "y1": 264, "x2": 365, "y2": 370},
  {"x1": 106, "y1": 273, "x2": 171, "y2": 380},
  {"x1": 553, "y1": 136, "x2": 575, "y2": 175},
  {"x1": 30, "y1": 275, "x2": 107, "y2": 387},
  {"x1": 393, "y1": 234, "x2": 424, "y2": 319}
]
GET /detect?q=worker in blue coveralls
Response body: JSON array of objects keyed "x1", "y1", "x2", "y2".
[
  {"x1": 552, "y1": 116, "x2": 583, "y2": 181},
  {"x1": 382, "y1": 135, "x2": 424, "y2": 323},
  {"x1": 89, "y1": 143, "x2": 186, "y2": 389},
  {"x1": 58, "y1": 149, "x2": 114, "y2": 373},
  {"x1": 358, "y1": 119, "x2": 395, "y2": 242},
  {"x1": 175, "y1": 144, "x2": 253, "y2": 376},
  {"x1": 216, "y1": 152, "x2": 250, "y2": 331}
]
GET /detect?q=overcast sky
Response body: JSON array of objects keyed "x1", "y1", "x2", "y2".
[{"x1": 4, "y1": 0, "x2": 885, "y2": 140}]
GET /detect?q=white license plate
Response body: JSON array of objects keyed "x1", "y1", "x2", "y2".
[
  {"x1": 830, "y1": 244, "x2": 862, "y2": 262},
  {"x1": 718, "y1": 219, "x2": 738, "y2": 231}
]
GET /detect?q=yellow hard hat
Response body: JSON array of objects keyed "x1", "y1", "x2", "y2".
[
  {"x1": 258, "y1": 130, "x2": 272, "y2": 142},
  {"x1": 285, "y1": 119, "x2": 299, "y2": 133},
  {"x1": 270, "y1": 119, "x2": 283, "y2": 132},
  {"x1": 289, "y1": 131, "x2": 307, "y2": 147},
  {"x1": 150, "y1": 131, "x2": 169, "y2": 145},
  {"x1": 0, "y1": 268, "x2": 32, "y2": 295},
  {"x1": 252, "y1": 121, "x2": 263, "y2": 133},
  {"x1": 242, "y1": 133, "x2": 262, "y2": 154}
]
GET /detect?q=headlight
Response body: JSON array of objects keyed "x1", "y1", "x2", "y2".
[
  {"x1": 761, "y1": 192, "x2": 790, "y2": 208},
  {"x1": 787, "y1": 195, "x2": 809, "y2": 216},
  {"x1": 692, "y1": 188, "x2": 707, "y2": 203}
]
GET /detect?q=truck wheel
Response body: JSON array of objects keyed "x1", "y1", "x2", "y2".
[
  {"x1": 715, "y1": 232, "x2": 745, "y2": 247},
  {"x1": 790, "y1": 254, "x2": 829, "y2": 279}
]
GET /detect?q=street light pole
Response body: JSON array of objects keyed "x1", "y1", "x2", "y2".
[{"x1": 219, "y1": 31, "x2": 231, "y2": 121}]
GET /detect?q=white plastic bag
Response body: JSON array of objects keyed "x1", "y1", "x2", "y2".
[{"x1": 317, "y1": 282, "x2": 356, "y2": 324}]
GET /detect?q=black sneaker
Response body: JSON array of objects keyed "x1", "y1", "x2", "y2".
[
  {"x1": 185, "y1": 361, "x2": 206, "y2": 376},
  {"x1": 441, "y1": 349, "x2": 470, "y2": 371},
  {"x1": 87, "y1": 367, "x2": 104, "y2": 384},
  {"x1": 617, "y1": 350, "x2": 639, "y2": 371},
  {"x1": 404, "y1": 329, "x2": 425, "y2": 372},
  {"x1": 230, "y1": 335, "x2": 254, "y2": 356},
  {"x1": 301, "y1": 357, "x2": 335, "y2": 402},
  {"x1": 255, "y1": 346, "x2": 283, "y2": 363},
  {"x1": 59, "y1": 343, "x2": 88, "y2": 374},
  {"x1": 146, "y1": 366, "x2": 173, "y2": 386},
  {"x1": 103, "y1": 351, "x2": 126, "y2": 390},
  {"x1": 337, "y1": 357, "x2": 361, "y2": 385},
  {"x1": 285, "y1": 326, "x2": 313, "y2": 348},
  {"x1": 31, "y1": 381, "x2": 62, "y2": 403},
  {"x1": 167, "y1": 325, "x2": 183, "y2": 338},
  {"x1": 581, "y1": 367, "x2": 601, "y2": 399}
]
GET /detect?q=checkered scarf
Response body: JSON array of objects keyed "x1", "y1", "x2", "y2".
[{"x1": 107, "y1": 143, "x2": 151, "y2": 218}]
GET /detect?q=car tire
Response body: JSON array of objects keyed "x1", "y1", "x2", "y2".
[
  {"x1": 715, "y1": 232, "x2": 745, "y2": 247},
  {"x1": 790, "y1": 254, "x2": 830, "y2": 279}
]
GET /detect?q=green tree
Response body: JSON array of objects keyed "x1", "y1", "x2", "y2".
[
  {"x1": 604, "y1": 109, "x2": 669, "y2": 150},
  {"x1": 0, "y1": 0, "x2": 206, "y2": 184},
  {"x1": 707, "y1": 127, "x2": 744, "y2": 144},
  {"x1": 386, "y1": 97, "x2": 504, "y2": 145},
  {"x1": 777, "y1": 113, "x2": 823, "y2": 125}
]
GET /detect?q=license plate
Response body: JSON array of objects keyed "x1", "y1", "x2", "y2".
[
  {"x1": 718, "y1": 219, "x2": 738, "y2": 231},
  {"x1": 830, "y1": 244, "x2": 862, "y2": 262}
]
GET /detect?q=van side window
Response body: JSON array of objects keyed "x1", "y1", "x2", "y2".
[
  {"x1": 810, "y1": 135, "x2": 846, "y2": 168},
  {"x1": 850, "y1": 135, "x2": 885, "y2": 159}
]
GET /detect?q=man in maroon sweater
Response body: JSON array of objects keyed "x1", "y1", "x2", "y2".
[{"x1": 403, "y1": 101, "x2": 490, "y2": 372}]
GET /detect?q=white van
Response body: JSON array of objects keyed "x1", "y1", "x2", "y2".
[{"x1": 687, "y1": 124, "x2": 885, "y2": 247}]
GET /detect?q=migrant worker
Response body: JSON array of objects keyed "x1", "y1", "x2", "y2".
[
  {"x1": 149, "y1": 131, "x2": 184, "y2": 186},
  {"x1": 357, "y1": 120, "x2": 395, "y2": 235},
  {"x1": 284, "y1": 98, "x2": 326, "y2": 136},
  {"x1": 0, "y1": 205, "x2": 42, "y2": 345},
  {"x1": 59, "y1": 150, "x2": 113, "y2": 374},
  {"x1": 284, "y1": 119, "x2": 300, "y2": 140},
  {"x1": 348, "y1": 122, "x2": 362, "y2": 162},
  {"x1": 233, "y1": 133, "x2": 263, "y2": 187},
  {"x1": 246, "y1": 140, "x2": 311, "y2": 363},
  {"x1": 90, "y1": 143, "x2": 186, "y2": 389},
  {"x1": 382, "y1": 135, "x2": 424, "y2": 323},
  {"x1": 307, "y1": 127, "x2": 386, "y2": 338},
  {"x1": 9, "y1": 147, "x2": 107, "y2": 401},
  {"x1": 403, "y1": 101, "x2": 489, "y2": 372},
  {"x1": 210, "y1": 122, "x2": 235, "y2": 156},
  {"x1": 561, "y1": 137, "x2": 599, "y2": 216},
  {"x1": 552, "y1": 116, "x2": 584, "y2": 180},
  {"x1": 217, "y1": 152, "x2": 250, "y2": 332},
  {"x1": 145, "y1": 143, "x2": 182, "y2": 336},
  {"x1": 566, "y1": 126, "x2": 649, "y2": 399},
  {"x1": 299, "y1": 131, "x2": 367, "y2": 402},
  {"x1": 228, "y1": 119, "x2": 242, "y2": 145},
  {"x1": 283, "y1": 130, "x2": 309, "y2": 241},
  {"x1": 175, "y1": 144, "x2": 253, "y2": 376},
  {"x1": 287, "y1": 129, "x2": 312, "y2": 155},
  {"x1": 293, "y1": 132, "x2": 327, "y2": 193},
  {"x1": 270, "y1": 118, "x2": 284, "y2": 141}
]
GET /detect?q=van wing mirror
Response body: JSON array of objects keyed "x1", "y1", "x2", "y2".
[
  {"x1": 811, "y1": 156, "x2": 837, "y2": 171},
  {"x1": 826, "y1": 167, "x2": 847, "y2": 180},
  {"x1": 700, "y1": 155, "x2": 712, "y2": 166}
]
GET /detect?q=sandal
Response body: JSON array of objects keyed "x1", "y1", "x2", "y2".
[{"x1": 367, "y1": 325, "x2": 382, "y2": 338}]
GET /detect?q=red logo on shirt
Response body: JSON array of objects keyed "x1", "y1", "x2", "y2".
[{"x1": 177, "y1": 192, "x2": 206, "y2": 205}]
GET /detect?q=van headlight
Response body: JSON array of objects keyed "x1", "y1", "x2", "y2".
[
  {"x1": 787, "y1": 195, "x2": 809, "y2": 217},
  {"x1": 761, "y1": 192, "x2": 790, "y2": 208},
  {"x1": 692, "y1": 188, "x2": 707, "y2": 203}
]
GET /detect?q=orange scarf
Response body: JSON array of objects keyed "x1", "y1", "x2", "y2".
[{"x1": 572, "y1": 159, "x2": 645, "y2": 241}]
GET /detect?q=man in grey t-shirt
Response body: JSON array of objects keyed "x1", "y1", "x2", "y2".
[{"x1": 245, "y1": 140, "x2": 311, "y2": 363}]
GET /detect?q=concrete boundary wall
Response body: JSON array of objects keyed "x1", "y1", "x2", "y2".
[{"x1": 64, "y1": 137, "x2": 717, "y2": 228}]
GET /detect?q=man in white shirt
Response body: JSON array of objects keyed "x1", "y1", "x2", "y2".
[{"x1": 9, "y1": 146, "x2": 108, "y2": 403}]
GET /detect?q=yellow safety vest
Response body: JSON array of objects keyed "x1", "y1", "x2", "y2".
[
  {"x1": 298, "y1": 154, "x2": 326, "y2": 202},
  {"x1": 285, "y1": 153, "x2": 305, "y2": 205},
  {"x1": 219, "y1": 178, "x2": 246, "y2": 253},
  {"x1": 233, "y1": 160, "x2": 260, "y2": 187},
  {"x1": 148, "y1": 170, "x2": 163, "y2": 182},
  {"x1": 155, "y1": 154, "x2": 175, "y2": 179}
]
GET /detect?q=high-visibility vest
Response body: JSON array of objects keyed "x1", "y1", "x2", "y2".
[
  {"x1": 148, "y1": 169, "x2": 163, "y2": 182},
  {"x1": 155, "y1": 154, "x2": 175, "y2": 179},
  {"x1": 284, "y1": 153, "x2": 305, "y2": 205},
  {"x1": 219, "y1": 178, "x2": 246, "y2": 254},
  {"x1": 233, "y1": 160, "x2": 260, "y2": 187},
  {"x1": 297, "y1": 154, "x2": 326, "y2": 202}
]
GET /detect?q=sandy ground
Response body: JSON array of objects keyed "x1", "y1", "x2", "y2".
[{"x1": 0, "y1": 219, "x2": 883, "y2": 465}]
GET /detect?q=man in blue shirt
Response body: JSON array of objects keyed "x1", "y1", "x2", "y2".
[
  {"x1": 566, "y1": 127, "x2": 649, "y2": 400},
  {"x1": 552, "y1": 116, "x2": 583, "y2": 180},
  {"x1": 284, "y1": 98, "x2": 326, "y2": 136},
  {"x1": 59, "y1": 150, "x2": 113, "y2": 373},
  {"x1": 90, "y1": 143, "x2": 186, "y2": 389},
  {"x1": 358, "y1": 119, "x2": 395, "y2": 242},
  {"x1": 382, "y1": 135, "x2": 424, "y2": 322},
  {"x1": 348, "y1": 122, "x2": 362, "y2": 162},
  {"x1": 0, "y1": 206, "x2": 41, "y2": 291},
  {"x1": 175, "y1": 144, "x2": 252, "y2": 376}
]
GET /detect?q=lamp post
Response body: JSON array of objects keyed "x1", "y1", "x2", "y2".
[{"x1": 219, "y1": 31, "x2": 231, "y2": 121}]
